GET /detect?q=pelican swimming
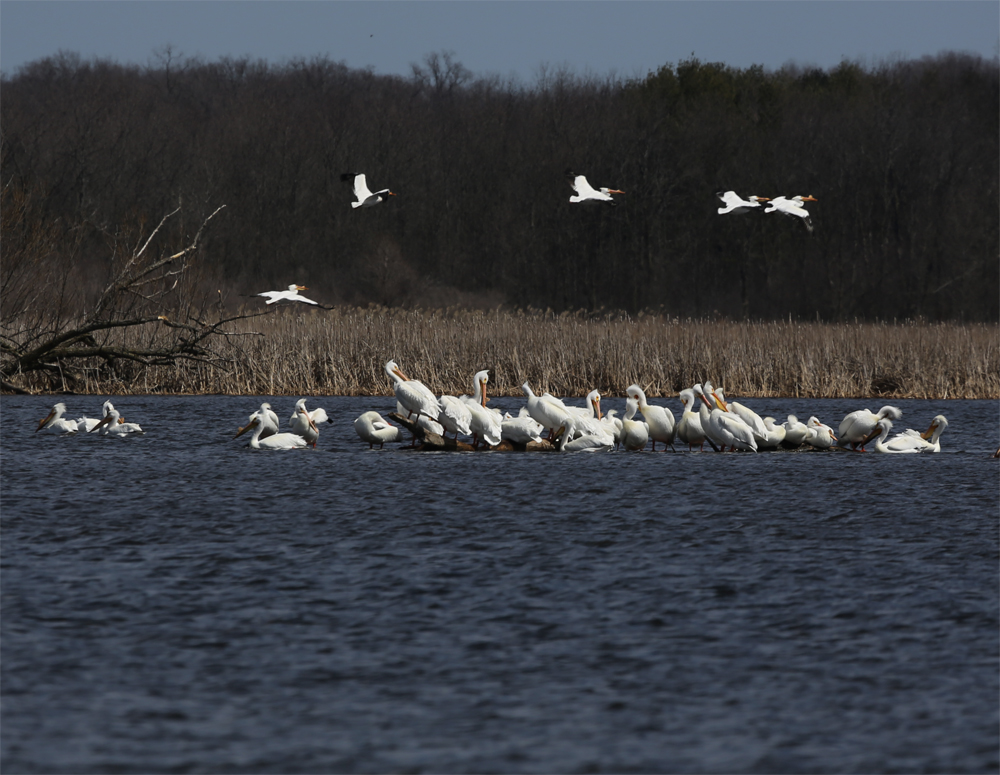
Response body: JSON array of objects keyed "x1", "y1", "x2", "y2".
[
  {"x1": 386, "y1": 360, "x2": 441, "y2": 424},
  {"x1": 256, "y1": 285, "x2": 318, "y2": 305},
  {"x1": 462, "y1": 370, "x2": 502, "y2": 448},
  {"x1": 341, "y1": 172, "x2": 396, "y2": 208},
  {"x1": 677, "y1": 388, "x2": 707, "y2": 451},
  {"x1": 880, "y1": 415, "x2": 949, "y2": 453},
  {"x1": 36, "y1": 402, "x2": 78, "y2": 434},
  {"x1": 620, "y1": 397, "x2": 650, "y2": 451},
  {"x1": 239, "y1": 402, "x2": 280, "y2": 439},
  {"x1": 235, "y1": 413, "x2": 308, "y2": 449},
  {"x1": 838, "y1": 405, "x2": 903, "y2": 450},
  {"x1": 626, "y1": 384, "x2": 675, "y2": 450},
  {"x1": 288, "y1": 398, "x2": 330, "y2": 447},
  {"x1": 90, "y1": 409, "x2": 143, "y2": 435},
  {"x1": 717, "y1": 191, "x2": 769, "y2": 215},
  {"x1": 75, "y1": 400, "x2": 117, "y2": 432},
  {"x1": 566, "y1": 170, "x2": 624, "y2": 205},
  {"x1": 354, "y1": 411, "x2": 402, "y2": 449},
  {"x1": 764, "y1": 195, "x2": 817, "y2": 231}
]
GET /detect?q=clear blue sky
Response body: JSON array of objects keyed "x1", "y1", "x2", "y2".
[{"x1": 2, "y1": 1, "x2": 997, "y2": 81}]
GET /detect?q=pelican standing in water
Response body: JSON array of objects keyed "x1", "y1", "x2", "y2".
[
  {"x1": 438, "y1": 394, "x2": 473, "y2": 440},
  {"x1": 256, "y1": 285, "x2": 319, "y2": 306},
  {"x1": 676, "y1": 388, "x2": 707, "y2": 451},
  {"x1": 626, "y1": 384, "x2": 675, "y2": 450},
  {"x1": 36, "y1": 403, "x2": 78, "y2": 434},
  {"x1": 620, "y1": 397, "x2": 650, "y2": 451},
  {"x1": 782, "y1": 415, "x2": 810, "y2": 448},
  {"x1": 522, "y1": 382, "x2": 571, "y2": 438},
  {"x1": 385, "y1": 360, "x2": 441, "y2": 425},
  {"x1": 804, "y1": 417, "x2": 837, "y2": 449},
  {"x1": 462, "y1": 370, "x2": 502, "y2": 448},
  {"x1": 354, "y1": 411, "x2": 402, "y2": 449},
  {"x1": 501, "y1": 408, "x2": 545, "y2": 445},
  {"x1": 236, "y1": 413, "x2": 308, "y2": 449},
  {"x1": 554, "y1": 416, "x2": 615, "y2": 452},
  {"x1": 342, "y1": 172, "x2": 396, "y2": 208}
]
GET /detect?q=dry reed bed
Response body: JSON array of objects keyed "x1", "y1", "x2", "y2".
[{"x1": 7, "y1": 308, "x2": 999, "y2": 398}]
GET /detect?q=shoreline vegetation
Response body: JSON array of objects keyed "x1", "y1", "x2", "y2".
[{"x1": 3, "y1": 308, "x2": 997, "y2": 399}]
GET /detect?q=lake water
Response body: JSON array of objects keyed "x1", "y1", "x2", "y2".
[{"x1": 2, "y1": 395, "x2": 997, "y2": 773}]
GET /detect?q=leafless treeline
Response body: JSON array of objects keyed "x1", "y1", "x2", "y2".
[{"x1": 2, "y1": 49, "x2": 998, "y2": 321}]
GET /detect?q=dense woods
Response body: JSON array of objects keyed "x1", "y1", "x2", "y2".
[{"x1": 2, "y1": 49, "x2": 997, "y2": 322}]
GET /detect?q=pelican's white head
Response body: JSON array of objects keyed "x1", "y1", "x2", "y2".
[
  {"x1": 587, "y1": 389, "x2": 602, "y2": 418},
  {"x1": 922, "y1": 415, "x2": 949, "y2": 440},
  {"x1": 474, "y1": 370, "x2": 490, "y2": 406}
]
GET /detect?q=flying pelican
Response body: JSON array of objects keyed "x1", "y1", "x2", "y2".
[
  {"x1": 881, "y1": 415, "x2": 949, "y2": 453},
  {"x1": 90, "y1": 409, "x2": 143, "y2": 435},
  {"x1": 256, "y1": 284, "x2": 319, "y2": 305},
  {"x1": 626, "y1": 384, "x2": 675, "y2": 450},
  {"x1": 75, "y1": 400, "x2": 117, "y2": 432},
  {"x1": 36, "y1": 402, "x2": 78, "y2": 434},
  {"x1": 235, "y1": 413, "x2": 308, "y2": 449},
  {"x1": 385, "y1": 360, "x2": 441, "y2": 424},
  {"x1": 438, "y1": 394, "x2": 473, "y2": 439},
  {"x1": 341, "y1": 172, "x2": 396, "y2": 208},
  {"x1": 289, "y1": 398, "x2": 330, "y2": 447},
  {"x1": 501, "y1": 408, "x2": 545, "y2": 445},
  {"x1": 677, "y1": 388, "x2": 707, "y2": 451},
  {"x1": 804, "y1": 417, "x2": 837, "y2": 449},
  {"x1": 764, "y1": 195, "x2": 817, "y2": 231},
  {"x1": 354, "y1": 411, "x2": 402, "y2": 449},
  {"x1": 566, "y1": 170, "x2": 624, "y2": 205},
  {"x1": 838, "y1": 406, "x2": 903, "y2": 450},
  {"x1": 522, "y1": 382, "x2": 572, "y2": 437},
  {"x1": 717, "y1": 191, "x2": 769, "y2": 215},
  {"x1": 462, "y1": 370, "x2": 502, "y2": 448}
]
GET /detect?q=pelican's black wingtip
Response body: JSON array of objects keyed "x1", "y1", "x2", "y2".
[{"x1": 340, "y1": 172, "x2": 358, "y2": 182}]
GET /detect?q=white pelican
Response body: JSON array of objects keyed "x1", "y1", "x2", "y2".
[
  {"x1": 759, "y1": 417, "x2": 787, "y2": 450},
  {"x1": 438, "y1": 394, "x2": 473, "y2": 439},
  {"x1": 696, "y1": 385, "x2": 756, "y2": 452},
  {"x1": 717, "y1": 191, "x2": 769, "y2": 215},
  {"x1": 90, "y1": 409, "x2": 143, "y2": 435},
  {"x1": 554, "y1": 416, "x2": 614, "y2": 452},
  {"x1": 75, "y1": 400, "x2": 116, "y2": 432},
  {"x1": 566, "y1": 170, "x2": 624, "y2": 205},
  {"x1": 804, "y1": 417, "x2": 837, "y2": 449},
  {"x1": 36, "y1": 402, "x2": 78, "y2": 434},
  {"x1": 396, "y1": 401, "x2": 445, "y2": 437},
  {"x1": 235, "y1": 413, "x2": 307, "y2": 449},
  {"x1": 354, "y1": 411, "x2": 402, "y2": 449},
  {"x1": 522, "y1": 382, "x2": 571, "y2": 437},
  {"x1": 838, "y1": 405, "x2": 903, "y2": 450},
  {"x1": 288, "y1": 398, "x2": 331, "y2": 447},
  {"x1": 600, "y1": 408, "x2": 623, "y2": 449},
  {"x1": 713, "y1": 387, "x2": 768, "y2": 444},
  {"x1": 764, "y1": 195, "x2": 817, "y2": 232},
  {"x1": 620, "y1": 397, "x2": 650, "y2": 451},
  {"x1": 256, "y1": 284, "x2": 318, "y2": 305},
  {"x1": 240, "y1": 402, "x2": 280, "y2": 439},
  {"x1": 881, "y1": 415, "x2": 949, "y2": 453},
  {"x1": 341, "y1": 172, "x2": 396, "y2": 208},
  {"x1": 462, "y1": 370, "x2": 502, "y2": 448},
  {"x1": 385, "y1": 360, "x2": 441, "y2": 424},
  {"x1": 501, "y1": 408, "x2": 545, "y2": 445},
  {"x1": 626, "y1": 384, "x2": 675, "y2": 450},
  {"x1": 677, "y1": 388, "x2": 707, "y2": 451},
  {"x1": 782, "y1": 415, "x2": 810, "y2": 448}
]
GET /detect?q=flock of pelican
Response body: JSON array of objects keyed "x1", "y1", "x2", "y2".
[
  {"x1": 33, "y1": 363, "x2": 949, "y2": 455},
  {"x1": 251, "y1": 177, "x2": 819, "y2": 305},
  {"x1": 358, "y1": 360, "x2": 949, "y2": 454}
]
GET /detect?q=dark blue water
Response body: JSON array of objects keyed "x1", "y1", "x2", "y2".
[{"x1": 2, "y1": 395, "x2": 997, "y2": 773}]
